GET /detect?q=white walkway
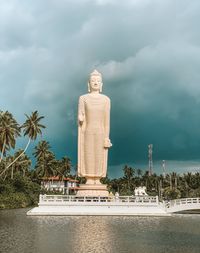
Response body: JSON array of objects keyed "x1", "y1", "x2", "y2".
[{"x1": 166, "y1": 198, "x2": 200, "y2": 213}]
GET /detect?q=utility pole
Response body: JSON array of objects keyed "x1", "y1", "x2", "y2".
[
  {"x1": 148, "y1": 144, "x2": 153, "y2": 176},
  {"x1": 162, "y1": 160, "x2": 166, "y2": 179}
]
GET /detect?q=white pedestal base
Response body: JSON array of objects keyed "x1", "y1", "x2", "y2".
[{"x1": 76, "y1": 184, "x2": 109, "y2": 197}]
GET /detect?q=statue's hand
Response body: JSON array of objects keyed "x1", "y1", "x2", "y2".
[
  {"x1": 78, "y1": 114, "x2": 84, "y2": 125},
  {"x1": 104, "y1": 138, "x2": 112, "y2": 148}
]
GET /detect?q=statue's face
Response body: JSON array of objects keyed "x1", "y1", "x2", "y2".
[{"x1": 89, "y1": 75, "x2": 102, "y2": 92}]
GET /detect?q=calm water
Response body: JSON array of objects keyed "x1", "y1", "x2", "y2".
[{"x1": 0, "y1": 208, "x2": 200, "y2": 253}]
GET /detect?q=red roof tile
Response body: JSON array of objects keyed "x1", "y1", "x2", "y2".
[{"x1": 41, "y1": 176, "x2": 79, "y2": 182}]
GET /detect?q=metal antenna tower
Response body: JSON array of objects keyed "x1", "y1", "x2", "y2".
[
  {"x1": 148, "y1": 144, "x2": 153, "y2": 176},
  {"x1": 162, "y1": 160, "x2": 166, "y2": 178}
]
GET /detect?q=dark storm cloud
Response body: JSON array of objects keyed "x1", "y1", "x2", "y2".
[{"x1": 1, "y1": 0, "x2": 200, "y2": 174}]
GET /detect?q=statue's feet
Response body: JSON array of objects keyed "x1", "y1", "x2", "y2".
[
  {"x1": 86, "y1": 178, "x2": 101, "y2": 185},
  {"x1": 94, "y1": 178, "x2": 101, "y2": 185}
]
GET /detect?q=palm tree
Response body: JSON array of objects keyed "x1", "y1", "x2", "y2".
[
  {"x1": 136, "y1": 168, "x2": 143, "y2": 178},
  {"x1": 35, "y1": 151, "x2": 56, "y2": 178},
  {"x1": 142, "y1": 171, "x2": 149, "y2": 190},
  {"x1": 0, "y1": 111, "x2": 21, "y2": 162},
  {"x1": 33, "y1": 140, "x2": 51, "y2": 161},
  {"x1": 33, "y1": 141, "x2": 55, "y2": 179},
  {"x1": 0, "y1": 111, "x2": 45, "y2": 177},
  {"x1": 7, "y1": 150, "x2": 31, "y2": 179},
  {"x1": 15, "y1": 150, "x2": 31, "y2": 178},
  {"x1": 109, "y1": 178, "x2": 121, "y2": 194},
  {"x1": 0, "y1": 159, "x2": 6, "y2": 179},
  {"x1": 123, "y1": 165, "x2": 135, "y2": 194},
  {"x1": 57, "y1": 156, "x2": 71, "y2": 178}
]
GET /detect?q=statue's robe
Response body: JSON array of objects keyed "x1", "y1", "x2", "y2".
[{"x1": 78, "y1": 93, "x2": 111, "y2": 178}]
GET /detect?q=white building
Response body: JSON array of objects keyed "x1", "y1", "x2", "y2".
[{"x1": 41, "y1": 176, "x2": 79, "y2": 195}]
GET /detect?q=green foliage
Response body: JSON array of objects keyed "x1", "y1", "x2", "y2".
[
  {"x1": 0, "y1": 192, "x2": 31, "y2": 209},
  {"x1": 0, "y1": 110, "x2": 45, "y2": 178},
  {"x1": 163, "y1": 187, "x2": 181, "y2": 200},
  {"x1": 188, "y1": 188, "x2": 200, "y2": 198},
  {"x1": 107, "y1": 166, "x2": 200, "y2": 199},
  {"x1": 0, "y1": 176, "x2": 40, "y2": 209},
  {"x1": 0, "y1": 182, "x2": 14, "y2": 194},
  {"x1": 100, "y1": 176, "x2": 110, "y2": 184},
  {"x1": 21, "y1": 111, "x2": 45, "y2": 140},
  {"x1": 0, "y1": 111, "x2": 21, "y2": 155}
]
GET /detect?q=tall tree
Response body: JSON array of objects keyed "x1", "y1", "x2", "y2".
[
  {"x1": 35, "y1": 151, "x2": 56, "y2": 178},
  {"x1": 0, "y1": 111, "x2": 20, "y2": 162},
  {"x1": 33, "y1": 140, "x2": 51, "y2": 161},
  {"x1": 0, "y1": 111, "x2": 45, "y2": 177},
  {"x1": 57, "y1": 156, "x2": 71, "y2": 178},
  {"x1": 33, "y1": 141, "x2": 56, "y2": 178},
  {"x1": 136, "y1": 168, "x2": 143, "y2": 178},
  {"x1": 123, "y1": 165, "x2": 135, "y2": 193},
  {"x1": 7, "y1": 150, "x2": 31, "y2": 179}
]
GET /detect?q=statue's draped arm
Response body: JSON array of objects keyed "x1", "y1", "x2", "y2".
[
  {"x1": 78, "y1": 96, "x2": 86, "y2": 176},
  {"x1": 104, "y1": 98, "x2": 112, "y2": 148},
  {"x1": 78, "y1": 96, "x2": 85, "y2": 124}
]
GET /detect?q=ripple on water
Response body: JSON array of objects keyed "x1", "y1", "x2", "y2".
[{"x1": 0, "y1": 209, "x2": 200, "y2": 253}]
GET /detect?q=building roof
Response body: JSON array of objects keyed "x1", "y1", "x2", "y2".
[{"x1": 41, "y1": 176, "x2": 79, "y2": 182}]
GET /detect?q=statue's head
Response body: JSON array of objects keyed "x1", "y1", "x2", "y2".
[{"x1": 88, "y1": 69, "x2": 103, "y2": 93}]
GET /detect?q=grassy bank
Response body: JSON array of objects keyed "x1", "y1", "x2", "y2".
[{"x1": 0, "y1": 176, "x2": 40, "y2": 209}]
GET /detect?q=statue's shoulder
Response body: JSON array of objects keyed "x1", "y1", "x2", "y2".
[
  {"x1": 79, "y1": 94, "x2": 110, "y2": 103},
  {"x1": 100, "y1": 94, "x2": 110, "y2": 102},
  {"x1": 79, "y1": 94, "x2": 88, "y2": 100}
]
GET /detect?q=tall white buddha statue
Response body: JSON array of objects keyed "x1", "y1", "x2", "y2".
[{"x1": 77, "y1": 70, "x2": 112, "y2": 191}]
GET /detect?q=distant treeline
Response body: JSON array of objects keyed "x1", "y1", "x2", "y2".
[{"x1": 0, "y1": 110, "x2": 200, "y2": 209}]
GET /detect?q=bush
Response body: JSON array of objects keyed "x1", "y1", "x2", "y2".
[
  {"x1": 163, "y1": 187, "x2": 181, "y2": 200},
  {"x1": 0, "y1": 192, "x2": 30, "y2": 209},
  {"x1": 188, "y1": 188, "x2": 200, "y2": 198},
  {"x1": 0, "y1": 182, "x2": 15, "y2": 194},
  {"x1": 0, "y1": 176, "x2": 40, "y2": 209}
]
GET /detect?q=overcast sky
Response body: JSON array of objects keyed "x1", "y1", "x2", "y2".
[{"x1": 1, "y1": 0, "x2": 200, "y2": 177}]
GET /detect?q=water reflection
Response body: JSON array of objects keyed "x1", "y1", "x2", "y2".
[
  {"x1": 72, "y1": 217, "x2": 115, "y2": 253},
  {"x1": 0, "y1": 209, "x2": 200, "y2": 253}
]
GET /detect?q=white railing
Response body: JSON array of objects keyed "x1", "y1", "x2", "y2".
[
  {"x1": 167, "y1": 198, "x2": 200, "y2": 208},
  {"x1": 39, "y1": 194, "x2": 159, "y2": 205}
]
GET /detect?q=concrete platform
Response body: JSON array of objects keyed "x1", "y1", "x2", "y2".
[
  {"x1": 27, "y1": 205, "x2": 170, "y2": 216},
  {"x1": 27, "y1": 195, "x2": 171, "y2": 216}
]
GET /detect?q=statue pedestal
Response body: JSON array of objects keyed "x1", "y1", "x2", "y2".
[{"x1": 76, "y1": 184, "x2": 109, "y2": 197}]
